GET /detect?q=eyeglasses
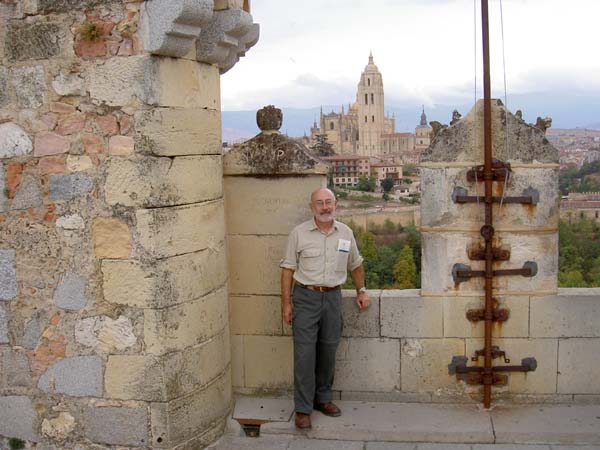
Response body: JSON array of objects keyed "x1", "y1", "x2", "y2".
[{"x1": 313, "y1": 199, "x2": 335, "y2": 207}]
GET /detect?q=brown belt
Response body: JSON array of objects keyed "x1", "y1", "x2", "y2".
[{"x1": 296, "y1": 282, "x2": 340, "y2": 292}]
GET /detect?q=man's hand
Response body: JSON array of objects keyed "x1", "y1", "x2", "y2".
[
  {"x1": 356, "y1": 291, "x2": 371, "y2": 312},
  {"x1": 282, "y1": 301, "x2": 293, "y2": 325}
]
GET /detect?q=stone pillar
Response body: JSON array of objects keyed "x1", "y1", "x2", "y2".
[
  {"x1": 223, "y1": 106, "x2": 328, "y2": 394},
  {"x1": 419, "y1": 100, "x2": 559, "y2": 399},
  {"x1": 0, "y1": 1, "x2": 258, "y2": 448}
]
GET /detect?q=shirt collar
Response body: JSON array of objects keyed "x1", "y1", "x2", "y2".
[{"x1": 310, "y1": 217, "x2": 339, "y2": 234}]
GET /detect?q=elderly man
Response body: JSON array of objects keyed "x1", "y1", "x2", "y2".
[{"x1": 280, "y1": 187, "x2": 371, "y2": 429}]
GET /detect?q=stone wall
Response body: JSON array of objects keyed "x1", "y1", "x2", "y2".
[{"x1": 0, "y1": 0, "x2": 258, "y2": 449}]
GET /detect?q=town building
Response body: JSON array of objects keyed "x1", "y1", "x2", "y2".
[{"x1": 319, "y1": 154, "x2": 370, "y2": 187}]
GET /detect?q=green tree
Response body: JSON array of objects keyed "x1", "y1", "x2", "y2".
[
  {"x1": 381, "y1": 176, "x2": 394, "y2": 193},
  {"x1": 394, "y1": 245, "x2": 417, "y2": 289},
  {"x1": 357, "y1": 175, "x2": 376, "y2": 192},
  {"x1": 558, "y1": 271, "x2": 588, "y2": 287},
  {"x1": 311, "y1": 133, "x2": 334, "y2": 156},
  {"x1": 403, "y1": 164, "x2": 417, "y2": 176}
]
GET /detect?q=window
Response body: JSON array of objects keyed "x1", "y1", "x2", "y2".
[
  {"x1": 364, "y1": 116, "x2": 367, "y2": 123},
  {"x1": 368, "y1": 78, "x2": 371, "y2": 86},
  {"x1": 330, "y1": 122, "x2": 334, "y2": 130},
  {"x1": 371, "y1": 93, "x2": 374, "y2": 104},
  {"x1": 372, "y1": 115, "x2": 375, "y2": 122},
  {"x1": 365, "y1": 93, "x2": 368, "y2": 105}
]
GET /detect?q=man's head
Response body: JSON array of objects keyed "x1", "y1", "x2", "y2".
[{"x1": 310, "y1": 188, "x2": 337, "y2": 224}]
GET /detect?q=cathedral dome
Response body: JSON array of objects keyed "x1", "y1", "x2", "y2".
[{"x1": 363, "y1": 52, "x2": 380, "y2": 73}]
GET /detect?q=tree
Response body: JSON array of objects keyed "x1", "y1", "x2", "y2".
[
  {"x1": 403, "y1": 164, "x2": 417, "y2": 176},
  {"x1": 357, "y1": 175, "x2": 376, "y2": 192},
  {"x1": 311, "y1": 133, "x2": 334, "y2": 156},
  {"x1": 558, "y1": 270, "x2": 587, "y2": 287},
  {"x1": 381, "y1": 176, "x2": 394, "y2": 193},
  {"x1": 394, "y1": 245, "x2": 417, "y2": 289}
]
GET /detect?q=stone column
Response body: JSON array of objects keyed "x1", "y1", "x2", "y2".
[
  {"x1": 0, "y1": 0, "x2": 258, "y2": 448},
  {"x1": 419, "y1": 100, "x2": 559, "y2": 399},
  {"x1": 223, "y1": 106, "x2": 328, "y2": 394}
]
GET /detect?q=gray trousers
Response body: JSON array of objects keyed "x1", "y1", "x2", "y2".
[{"x1": 292, "y1": 284, "x2": 342, "y2": 414}]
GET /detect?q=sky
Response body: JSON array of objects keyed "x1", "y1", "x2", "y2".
[{"x1": 221, "y1": 0, "x2": 600, "y2": 124}]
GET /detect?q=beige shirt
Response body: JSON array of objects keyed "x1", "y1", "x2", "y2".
[{"x1": 280, "y1": 218, "x2": 363, "y2": 287}]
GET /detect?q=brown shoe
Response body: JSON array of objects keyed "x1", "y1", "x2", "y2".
[
  {"x1": 314, "y1": 402, "x2": 341, "y2": 417},
  {"x1": 295, "y1": 412, "x2": 312, "y2": 429}
]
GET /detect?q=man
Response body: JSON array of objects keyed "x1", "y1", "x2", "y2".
[{"x1": 280, "y1": 187, "x2": 371, "y2": 429}]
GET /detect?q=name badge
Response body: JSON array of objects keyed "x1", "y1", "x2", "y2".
[{"x1": 337, "y1": 239, "x2": 351, "y2": 253}]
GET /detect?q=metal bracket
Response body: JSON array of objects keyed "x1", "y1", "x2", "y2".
[
  {"x1": 451, "y1": 186, "x2": 539, "y2": 205},
  {"x1": 452, "y1": 261, "x2": 538, "y2": 284},
  {"x1": 448, "y1": 354, "x2": 538, "y2": 386},
  {"x1": 472, "y1": 345, "x2": 510, "y2": 363},
  {"x1": 466, "y1": 160, "x2": 511, "y2": 182},
  {"x1": 467, "y1": 245, "x2": 510, "y2": 261},
  {"x1": 466, "y1": 308, "x2": 510, "y2": 323}
]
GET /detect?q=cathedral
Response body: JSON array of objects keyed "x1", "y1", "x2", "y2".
[{"x1": 309, "y1": 53, "x2": 431, "y2": 163}]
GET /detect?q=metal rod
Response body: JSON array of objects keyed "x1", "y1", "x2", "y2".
[{"x1": 481, "y1": 0, "x2": 493, "y2": 409}]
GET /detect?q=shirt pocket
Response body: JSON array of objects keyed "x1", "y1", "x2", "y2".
[
  {"x1": 299, "y1": 248, "x2": 322, "y2": 272},
  {"x1": 335, "y1": 250, "x2": 349, "y2": 272}
]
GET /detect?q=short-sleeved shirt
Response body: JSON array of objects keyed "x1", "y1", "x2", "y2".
[{"x1": 280, "y1": 218, "x2": 363, "y2": 287}]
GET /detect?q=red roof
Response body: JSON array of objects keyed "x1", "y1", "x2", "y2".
[{"x1": 320, "y1": 155, "x2": 369, "y2": 161}]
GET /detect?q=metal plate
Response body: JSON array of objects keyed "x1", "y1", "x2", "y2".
[{"x1": 233, "y1": 397, "x2": 294, "y2": 423}]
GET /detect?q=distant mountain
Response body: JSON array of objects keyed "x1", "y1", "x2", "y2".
[{"x1": 222, "y1": 91, "x2": 600, "y2": 141}]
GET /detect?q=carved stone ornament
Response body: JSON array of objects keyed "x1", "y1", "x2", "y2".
[
  {"x1": 140, "y1": 0, "x2": 259, "y2": 73},
  {"x1": 256, "y1": 105, "x2": 283, "y2": 133}
]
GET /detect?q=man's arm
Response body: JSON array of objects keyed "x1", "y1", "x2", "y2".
[
  {"x1": 350, "y1": 264, "x2": 371, "y2": 311},
  {"x1": 281, "y1": 268, "x2": 294, "y2": 325}
]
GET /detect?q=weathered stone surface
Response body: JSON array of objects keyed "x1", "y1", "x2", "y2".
[
  {"x1": 243, "y1": 335, "x2": 293, "y2": 389},
  {"x1": 53, "y1": 272, "x2": 87, "y2": 311},
  {"x1": 0, "y1": 304, "x2": 8, "y2": 343},
  {"x1": 443, "y1": 296, "x2": 529, "y2": 338},
  {"x1": 89, "y1": 56, "x2": 152, "y2": 107},
  {"x1": 144, "y1": 287, "x2": 228, "y2": 354},
  {"x1": 75, "y1": 315, "x2": 137, "y2": 353},
  {"x1": 56, "y1": 113, "x2": 86, "y2": 136},
  {"x1": 381, "y1": 291, "x2": 442, "y2": 338},
  {"x1": 102, "y1": 245, "x2": 227, "y2": 308},
  {"x1": 230, "y1": 295, "x2": 282, "y2": 335},
  {"x1": 1, "y1": 348, "x2": 32, "y2": 388},
  {"x1": 465, "y1": 338, "x2": 558, "y2": 394},
  {"x1": 214, "y1": 0, "x2": 246, "y2": 10},
  {"x1": 558, "y1": 338, "x2": 600, "y2": 394},
  {"x1": 34, "y1": 131, "x2": 70, "y2": 156},
  {"x1": 231, "y1": 334, "x2": 244, "y2": 387},
  {"x1": 52, "y1": 71, "x2": 85, "y2": 96},
  {"x1": 401, "y1": 338, "x2": 465, "y2": 393},
  {"x1": 56, "y1": 214, "x2": 85, "y2": 230},
  {"x1": 11, "y1": 175, "x2": 43, "y2": 210},
  {"x1": 83, "y1": 406, "x2": 148, "y2": 446},
  {"x1": 38, "y1": 356, "x2": 102, "y2": 397},
  {"x1": 531, "y1": 291, "x2": 600, "y2": 337},
  {"x1": 82, "y1": 133, "x2": 105, "y2": 154},
  {"x1": 334, "y1": 338, "x2": 400, "y2": 392},
  {"x1": 136, "y1": 199, "x2": 225, "y2": 258},
  {"x1": 92, "y1": 217, "x2": 132, "y2": 258},
  {"x1": 0, "y1": 249, "x2": 17, "y2": 300},
  {"x1": 0, "y1": 66, "x2": 9, "y2": 107},
  {"x1": 0, "y1": 164, "x2": 6, "y2": 212},
  {"x1": 38, "y1": 155, "x2": 66, "y2": 174},
  {"x1": 12, "y1": 65, "x2": 47, "y2": 108},
  {"x1": 21, "y1": 313, "x2": 43, "y2": 350},
  {"x1": 49, "y1": 173, "x2": 94, "y2": 201},
  {"x1": 135, "y1": 108, "x2": 221, "y2": 156},
  {"x1": 105, "y1": 155, "x2": 222, "y2": 207},
  {"x1": 6, "y1": 22, "x2": 63, "y2": 61},
  {"x1": 151, "y1": 372, "x2": 231, "y2": 447},
  {"x1": 0, "y1": 396, "x2": 39, "y2": 442},
  {"x1": 35, "y1": 0, "x2": 113, "y2": 13},
  {"x1": 422, "y1": 99, "x2": 558, "y2": 164},
  {"x1": 228, "y1": 235, "x2": 287, "y2": 295},
  {"x1": 224, "y1": 176, "x2": 322, "y2": 235},
  {"x1": 105, "y1": 354, "x2": 165, "y2": 401},
  {"x1": 0, "y1": 123, "x2": 33, "y2": 158},
  {"x1": 341, "y1": 289, "x2": 381, "y2": 338},
  {"x1": 108, "y1": 135, "x2": 135, "y2": 155},
  {"x1": 41, "y1": 412, "x2": 75, "y2": 441}
]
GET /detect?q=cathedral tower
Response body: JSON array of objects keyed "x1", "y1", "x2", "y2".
[{"x1": 357, "y1": 52, "x2": 385, "y2": 157}]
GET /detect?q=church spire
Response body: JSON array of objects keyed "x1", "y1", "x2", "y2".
[
  {"x1": 420, "y1": 105, "x2": 427, "y2": 126},
  {"x1": 369, "y1": 51, "x2": 374, "y2": 64}
]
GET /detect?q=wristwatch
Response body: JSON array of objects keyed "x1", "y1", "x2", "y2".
[{"x1": 357, "y1": 287, "x2": 367, "y2": 294}]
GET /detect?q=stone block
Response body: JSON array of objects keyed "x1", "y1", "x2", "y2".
[
  {"x1": 443, "y1": 295, "x2": 529, "y2": 338},
  {"x1": 53, "y1": 272, "x2": 87, "y2": 311},
  {"x1": 465, "y1": 338, "x2": 558, "y2": 394},
  {"x1": 230, "y1": 295, "x2": 282, "y2": 335},
  {"x1": 334, "y1": 338, "x2": 400, "y2": 392},
  {"x1": 231, "y1": 334, "x2": 244, "y2": 387},
  {"x1": 105, "y1": 155, "x2": 222, "y2": 207},
  {"x1": 136, "y1": 199, "x2": 225, "y2": 258},
  {"x1": 243, "y1": 335, "x2": 293, "y2": 389},
  {"x1": 92, "y1": 217, "x2": 132, "y2": 259},
  {"x1": 150, "y1": 372, "x2": 231, "y2": 448},
  {"x1": 82, "y1": 406, "x2": 148, "y2": 447},
  {"x1": 12, "y1": 65, "x2": 46, "y2": 108},
  {"x1": 144, "y1": 287, "x2": 228, "y2": 355},
  {"x1": 0, "y1": 164, "x2": 5, "y2": 213},
  {"x1": 38, "y1": 356, "x2": 103, "y2": 397},
  {"x1": 89, "y1": 56, "x2": 153, "y2": 107},
  {"x1": 56, "y1": 214, "x2": 84, "y2": 230},
  {"x1": 6, "y1": 22, "x2": 63, "y2": 60},
  {"x1": 228, "y1": 235, "x2": 287, "y2": 295},
  {"x1": 34, "y1": 131, "x2": 71, "y2": 156},
  {"x1": 52, "y1": 71, "x2": 85, "y2": 96},
  {"x1": 36, "y1": 0, "x2": 113, "y2": 13},
  {"x1": 102, "y1": 245, "x2": 227, "y2": 308},
  {"x1": 21, "y1": 312, "x2": 43, "y2": 350},
  {"x1": 224, "y1": 176, "x2": 318, "y2": 235},
  {"x1": 108, "y1": 135, "x2": 134, "y2": 155},
  {"x1": 420, "y1": 167, "x2": 559, "y2": 230},
  {"x1": 105, "y1": 355, "x2": 166, "y2": 402},
  {"x1": 421, "y1": 231, "x2": 557, "y2": 295},
  {"x1": 0, "y1": 396, "x2": 39, "y2": 442},
  {"x1": 41, "y1": 412, "x2": 75, "y2": 441},
  {"x1": 0, "y1": 67, "x2": 9, "y2": 107},
  {"x1": 381, "y1": 291, "x2": 442, "y2": 338},
  {"x1": 401, "y1": 338, "x2": 465, "y2": 393},
  {"x1": 531, "y1": 291, "x2": 600, "y2": 337},
  {"x1": 0, "y1": 304, "x2": 8, "y2": 343},
  {"x1": 75, "y1": 315, "x2": 137, "y2": 353},
  {"x1": 341, "y1": 289, "x2": 380, "y2": 338},
  {"x1": 49, "y1": 173, "x2": 94, "y2": 201},
  {"x1": 135, "y1": 107, "x2": 221, "y2": 156},
  {"x1": 0, "y1": 123, "x2": 33, "y2": 158},
  {"x1": 558, "y1": 338, "x2": 600, "y2": 394},
  {"x1": 0, "y1": 248, "x2": 17, "y2": 300},
  {"x1": 1, "y1": 348, "x2": 32, "y2": 388},
  {"x1": 11, "y1": 175, "x2": 42, "y2": 210},
  {"x1": 66, "y1": 155, "x2": 93, "y2": 172}
]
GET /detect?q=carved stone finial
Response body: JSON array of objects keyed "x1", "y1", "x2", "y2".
[
  {"x1": 450, "y1": 110, "x2": 462, "y2": 125},
  {"x1": 257, "y1": 105, "x2": 282, "y2": 133},
  {"x1": 535, "y1": 116, "x2": 552, "y2": 134}
]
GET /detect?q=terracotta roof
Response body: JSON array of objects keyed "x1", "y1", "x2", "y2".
[{"x1": 320, "y1": 155, "x2": 369, "y2": 161}]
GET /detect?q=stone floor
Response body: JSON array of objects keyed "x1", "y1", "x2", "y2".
[{"x1": 207, "y1": 399, "x2": 600, "y2": 450}]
